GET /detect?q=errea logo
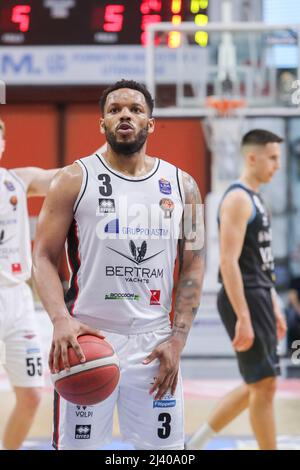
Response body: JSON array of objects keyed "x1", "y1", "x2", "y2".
[{"x1": 75, "y1": 424, "x2": 91, "y2": 439}]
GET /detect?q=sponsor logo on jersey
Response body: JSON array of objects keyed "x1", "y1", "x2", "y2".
[
  {"x1": 153, "y1": 392, "x2": 176, "y2": 408},
  {"x1": 105, "y1": 292, "x2": 140, "y2": 301},
  {"x1": 159, "y1": 198, "x2": 174, "y2": 219},
  {"x1": 11, "y1": 262, "x2": 22, "y2": 273},
  {"x1": 9, "y1": 195, "x2": 18, "y2": 210},
  {"x1": 26, "y1": 348, "x2": 41, "y2": 354},
  {"x1": 105, "y1": 218, "x2": 119, "y2": 233},
  {"x1": 0, "y1": 218, "x2": 17, "y2": 227},
  {"x1": 106, "y1": 241, "x2": 164, "y2": 283},
  {"x1": 99, "y1": 198, "x2": 115, "y2": 213},
  {"x1": 75, "y1": 406, "x2": 93, "y2": 418},
  {"x1": 258, "y1": 230, "x2": 272, "y2": 243},
  {"x1": 106, "y1": 266, "x2": 163, "y2": 284},
  {"x1": 23, "y1": 333, "x2": 36, "y2": 340},
  {"x1": 104, "y1": 219, "x2": 169, "y2": 238},
  {"x1": 159, "y1": 178, "x2": 172, "y2": 195},
  {"x1": 153, "y1": 399, "x2": 176, "y2": 408},
  {"x1": 4, "y1": 180, "x2": 15, "y2": 191},
  {"x1": 107, "y1": 240, "x2": 164, "y2": 265},
  {"x1": 122, "y1": 227, "x2": 169, "y2": 237},
  {"x1": 150, "y1": 290, "x2": 161, "y2": 305},
  {"x1": 0, "y1": 230, "x2": 16, "y2": 246},
  {"x1": 75, "y1": 424, "x2": 91, "y2": 439}
]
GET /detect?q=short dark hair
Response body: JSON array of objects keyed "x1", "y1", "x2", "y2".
[
  {"x1": 242, "y1": 129, "x2": 284, "y2": 147},
  {"x1": 99, "y1": 79, "x2": 154, "y2": 116}
]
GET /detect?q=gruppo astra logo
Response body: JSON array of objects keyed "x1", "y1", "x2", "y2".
[{"x1": 107, "y1": 240, "x2": 164, "y2": 265}]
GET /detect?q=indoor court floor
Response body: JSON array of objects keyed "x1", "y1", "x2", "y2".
[{"x1": 0, "y1": 312, "x2": 299, "y2": 450}]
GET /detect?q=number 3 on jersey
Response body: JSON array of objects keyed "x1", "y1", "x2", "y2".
[{"x1": 98, "y1": 174, "x2": 112, "y2": 197}]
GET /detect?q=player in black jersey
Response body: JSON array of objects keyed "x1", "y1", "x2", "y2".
[{"x1": 187, "y1": 129, "x2": 287, "y2": 450}]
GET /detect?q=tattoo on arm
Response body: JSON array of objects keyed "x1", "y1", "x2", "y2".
[
  {"x1": 178, "y1": 173, "x2": 205, "y2": 270},
  {"x1": 172, "y1": 277, "x2": 201, "y2": 342},
  {"x1": 172, "y1": 172, "x2": 205, "y2": 345}
]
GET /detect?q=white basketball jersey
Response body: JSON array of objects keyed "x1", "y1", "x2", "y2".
[
  {"x1": 0, "y1": 168, "x2": 31, "y2": 286},
  {"x1": 66, "y1": 153, "x2": 185, "y2": 334}
]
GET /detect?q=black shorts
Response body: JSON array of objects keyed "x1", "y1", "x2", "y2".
[{"x1": 217, "y1": 286, "x2": 280, "y2": 384}]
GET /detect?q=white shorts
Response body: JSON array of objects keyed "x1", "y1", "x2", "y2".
[
  {"x1": 53, "y1": 327, "x2": 184, "y2": 450},
  {"x1": 0, "y1": 283, "x2": 44, "y2": 388}
]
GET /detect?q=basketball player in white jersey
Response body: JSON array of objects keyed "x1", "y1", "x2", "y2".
[
  {"x1": 0, "y1": 118, "x2": 59, "y2": 450},
  {"x1": 33, "y1": 79, "x2": 205, "y2": 450}
]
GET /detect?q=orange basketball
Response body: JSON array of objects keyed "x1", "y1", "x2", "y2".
[{"x1": 51, "y1": 335, "x2": 120, "y2": 405}]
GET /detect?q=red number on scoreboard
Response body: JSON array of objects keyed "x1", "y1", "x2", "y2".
[
  {"x1": 103, "y1": 5, "x2": 124, "y2": 32},
  {"x1": 11, "y1": 5, "x2": 31, "y2": 32},
  {"x1": 141, "y1": 15, "x2": 162, "y2": 46},
  {"x1": 140, "y1": 0, "x2": 162, "y2": 14}
]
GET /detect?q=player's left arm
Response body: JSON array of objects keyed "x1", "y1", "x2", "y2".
[
  {"x1": 13, "y1": 167, "x2": 59, "y2": 197},
  {"x1": 144, "y1": 172, "x2": 205, "y2": 399},
  {"x1": 271, "y1": 287, "x2": 287, "y2": 340}
]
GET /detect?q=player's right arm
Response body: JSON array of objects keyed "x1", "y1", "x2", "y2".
[
  {"x1": 219, "y1": 189, "x2": 255, "y2": 352},
  {"x1": 32, "y1": 163, "x2": 104, "y2": 373}
]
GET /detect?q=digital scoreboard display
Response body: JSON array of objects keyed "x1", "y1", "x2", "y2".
[{"x1": 0, "y1": 0, "x2": 209, "y2": 47}]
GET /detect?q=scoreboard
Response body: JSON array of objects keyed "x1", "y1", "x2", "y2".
[{"x1": 0, "y1": 0, "x2": 210, "y2": 47}]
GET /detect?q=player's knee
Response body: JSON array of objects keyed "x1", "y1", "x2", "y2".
[
  {"x1": 249, "y1": 377, "x2": 277, "y2": 400},
  {"x1": 15, "y1": 387, "x2": 42, "y2": 412}
]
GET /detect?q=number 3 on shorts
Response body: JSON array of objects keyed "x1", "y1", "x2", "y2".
[{"x1": 158, "y1": 413, "x2": 171, "y2": 439}]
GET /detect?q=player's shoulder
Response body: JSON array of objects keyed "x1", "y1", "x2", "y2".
[
  {"x1": 177, "y1": 170, "x2": 201, "y2": 205},
  {"x1": 50, "y1": 163, "x2": 83, "y2": 194},
  {"x1": 56, "y1": 152, "x2": 98, "y2": 181},
  {"x1": 220, "y1": 187, "x2": 253, "y2": 220},
  {"x1": 157, "y1": 155, "x2": 183, "y2": 173},
  {"x1": 222, "y1": 186, "x2": 253, "y2": 206},
  {"x1": 75, "y1": 152, "x2": 98, "y2": 166}
]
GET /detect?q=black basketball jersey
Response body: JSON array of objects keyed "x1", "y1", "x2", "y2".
[{"x1": 218, "y1": 182, "x2": 275, "y2": 289}]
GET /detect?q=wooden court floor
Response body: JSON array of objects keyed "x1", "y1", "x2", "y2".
[{"x1": 1, "y1": 379, "x2": 299, "y2": 449}]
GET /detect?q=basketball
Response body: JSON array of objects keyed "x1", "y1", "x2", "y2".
[{"x1": 51, "y1": 335, "x2": 120, "y2": 406}]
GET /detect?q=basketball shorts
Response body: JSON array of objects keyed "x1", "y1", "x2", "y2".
[
  {"x1": 53, "y1": 327, "x2": 184, "y2": 450},
  {"x1": 217, "y1": 286, "x2": 280, "y2": 384},
  {"x1": 0, "y1": 283, "x2": 44, "y2": 388}
]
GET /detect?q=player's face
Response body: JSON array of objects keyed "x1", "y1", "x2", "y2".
[
  {"x1": 100, "y1": 88, "x2": 154, "y2": 155},
  {"x1": 0, "y1": 130, "x2": 5, "y2": 161},
  {"x1": 255, "y1": 143, "x2": 281, "y2": 183}
]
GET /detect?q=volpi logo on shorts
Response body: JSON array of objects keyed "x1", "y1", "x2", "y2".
[
  {"x1": 4, "y1": 180, "x2": 15, "y2": 192},
  {"x1": 75, "y1": 424, "x2": 91, "y2": 439},
  {"x1": 75, "y1": 406, "x2": 93, "y2": 418},
  {"x1": 159, "y1": 198, "x2": 174, "y2": 219},
  {"x1": 150, "y1": 290, "x2": 161, "y2": 305},
  {"x1": 153, "y1": 392, "x2": 176, "y2": 408},
  {"x1": 99, "y1": 198, "x2": 115, "y2": 213},
  {"x1": 105, "y1": 292, "x2": 140, "y2": 301},
  {"x1": 159, "y1": 178, "x2": 172, "y2": 195}
]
